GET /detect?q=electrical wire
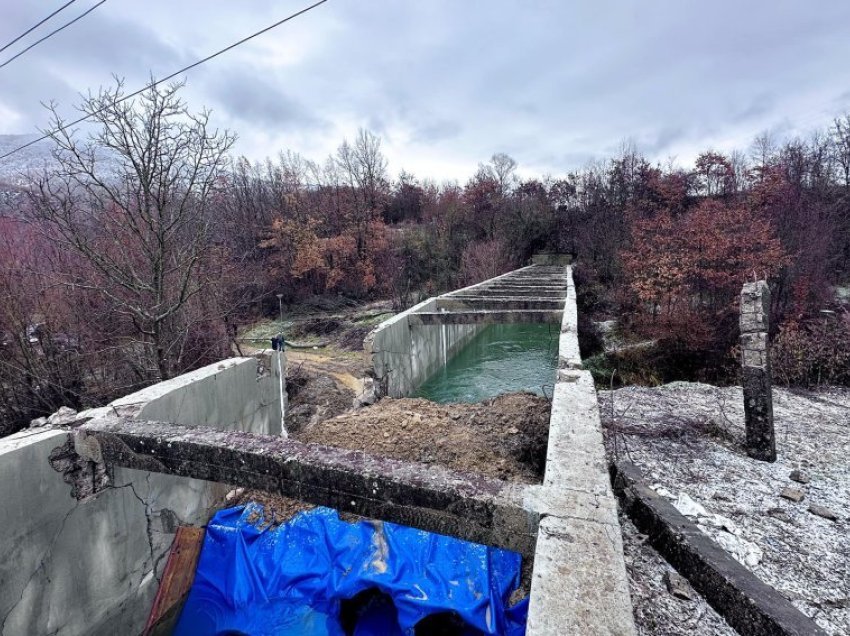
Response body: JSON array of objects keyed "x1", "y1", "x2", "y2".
[
  {"x1": 0, "y1": 0, "x2": 329, "y2": 161},
  {"x1": 0, "y1": 0, "x2": 78, "y2": 54},
  {"x1": 0, "y1": 0, "x2": 107, "y2": 70}
]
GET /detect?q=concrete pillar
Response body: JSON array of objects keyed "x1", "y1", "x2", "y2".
[{"x1": 740, "y1": 281, "x2": 776, "y2": 462}]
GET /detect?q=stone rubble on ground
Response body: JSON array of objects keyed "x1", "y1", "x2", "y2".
[
  {"x1": 789, "y1": 469, "x2": 811, "y2": 484},
  {"x1": 601, "y1": 382, "x2": 850, "y2": 635},
  {"x1": 807, "y1": 504, "x2": 838, "y2": 522},
  {"x1": 780, "y1": 487, "x2": 805, "y2": 502},
  {"x1": 664, "y1": 571, "x2": 696, "y2": 601}
]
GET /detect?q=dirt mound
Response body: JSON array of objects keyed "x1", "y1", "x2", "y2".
[
  {"x1": 286, "y1": 366, "x2": 355, "y2": 434},
  {"x1": 295, "y1": 392, "x2": 550, "y2": 484}
]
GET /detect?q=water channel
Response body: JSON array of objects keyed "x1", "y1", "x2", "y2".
[{"x1": 414, "y1": 323, "x2": 559, "y2": 403}]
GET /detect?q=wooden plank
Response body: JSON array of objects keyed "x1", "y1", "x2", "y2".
[{"x1": 143, "y1": 526, "x2": 206, "y2": 636}]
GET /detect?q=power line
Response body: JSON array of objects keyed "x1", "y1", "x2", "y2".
[
  {"x1": 0, "y1": 0, "x2": 107, "y2": 71},
  {"x1": 0, "y1": 0, "x2": 329, "y2": 161},
  {"x1": 0, "y1": 0, "x2": 78, "y2": 55}
]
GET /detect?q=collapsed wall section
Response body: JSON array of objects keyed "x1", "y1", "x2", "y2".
[{"x1": 0, "y1": 356, "x2": 282, "y2": 636}]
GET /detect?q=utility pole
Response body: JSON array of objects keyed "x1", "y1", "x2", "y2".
[{"x1": 275, "y1": 293, "x2": 287, "y2": 437}]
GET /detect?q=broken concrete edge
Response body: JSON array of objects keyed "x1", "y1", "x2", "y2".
[
  {"x1": 611, "y1": 461, "x2": 828, "y2": 636},
  {"x1": 72, "y1": 415, "x2": 544, "y2": 558}
]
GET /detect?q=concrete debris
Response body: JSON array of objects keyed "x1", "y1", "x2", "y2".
[
  {"x1": 225, "y1": 487, "x2": 245, "y2": 503},
  {"x1": 664, "y1": 570, "x2": 696, "y2": 601},
  {"x1": 671, "y1": 492, "x2": 740, "y2": 535},
  {"x1": 713, "y1": 530, "x2": 764, "y2": 568},
  {"x1": 808, "y1": 504, "x2": 838, "y2": 522},
  {"x1": 29, "y1": 416, "x2": 48, "y2": 428},
  {"x1": 789, "y1": 469, "x2": 811, "y2": 484},
  {"x1": 780, "y1": 487, "x2": 805, "y2": 503},
  {"x1": 673, "y1": 492, "x2": 709, "y2": 518},
  {"x1": 47, "y1": 406, "x2": 79, "y2": 427},
  {"x1": 354, "y1": 376, "x2": 379, "y2": 407}
]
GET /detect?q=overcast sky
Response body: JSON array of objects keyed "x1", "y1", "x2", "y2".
[{"x1": 2, "y1": 0, "x2": 850, "y2": 181}]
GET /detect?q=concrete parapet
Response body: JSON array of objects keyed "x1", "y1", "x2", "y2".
[
  {"x1": 436, "y1": 297, "x2": 566, "y2": 311},
  {"x1": 0, "y1": 358, "x2": 284, "y2": 636},
  {"x1": 366, "y1": 265, "x2": 569, "y2": 397},
  {"x1": 108, "y1": 357, "x2": 282, "y2": 434},
  {"x1": 364, "y1": 297, "x2": 484, "y2": 398},
  {"x1": 409, "y1": 309, "x2": 563, "y2": 325},
  {"x1": 525, "y1": 266, "x2": 636, "y2": 636},
  {"x1": 612, "y1": 461, "x2": 826, "y2": 636}
]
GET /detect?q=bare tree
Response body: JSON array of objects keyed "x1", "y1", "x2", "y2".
[
  {"x1": 28, "y1": 80, "x2": 236, "y2": 381},
  {"x1": 832, "y1": 114, "x2": 850, "y2": 188},
  {"x1": 335, "y1": 128, "x2": 388, "y2": 210}
]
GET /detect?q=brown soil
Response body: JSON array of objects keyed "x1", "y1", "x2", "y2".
[
  {"x1": 295, "y1": 392, "x2": 550, "y2": 484},
  {"x1": 285, "y1": 350, "x2": 367, "y2": 434}
]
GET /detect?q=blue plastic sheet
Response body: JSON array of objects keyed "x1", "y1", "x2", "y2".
[{"x1": 174, "y1": 504, "x2": 528, "y2": 635}]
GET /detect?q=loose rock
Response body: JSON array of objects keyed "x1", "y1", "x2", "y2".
[
  {"x1": 767, "y1": 508, "x2": 794, "y2": 524},
  {"x1": 789, "y1": 469, "x2": 811, "y2": 484},
  {"x1": 808, "y1": 504, "x2": 838, "y2": 522},
  {"x1": 780, "y1": 487, "x2": 805, "y2": 503},
  {"x1": 664, "y1": 570, "x2": 695, "y2": 600}
]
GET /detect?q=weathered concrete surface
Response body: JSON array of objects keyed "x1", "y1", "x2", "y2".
[
  {"x1": 408, "y1": 309, "x2": 563, "y2": 325},
  {"x1": 109, "y1": 356, "x2": 282, "y2": 434},
  {"x1": 0, "y1": 357, "x2": 283, "y2": 636},
  {"x1": 365, "y1": 297, "x2": 485, "y2": 398},
  {"x1": 612, "y1": 461, "x2": 827, "y2": 636},
  {"x1": 75, "y1": 416, "x2": 539, "y2": 558},
  {"x1": 365, "y1": 265, "x2": 567, "y2": 397},
  {"x1": 740, "y1": 281, "x2": 775, "y2": 462},
  {"x1": 526, "y1": 266, "x2": 636, "y2": 636},
  {"x1": 0, "y1": 429, "x2": 224, "y2": 636}
]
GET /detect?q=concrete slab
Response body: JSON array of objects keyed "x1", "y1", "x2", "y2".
[
  {"x1": 75, "y1": 417, "x2": 540, "y2": 557},
  {"x1": 526, "y1": 515, "x2": 635, "y2": 635}
]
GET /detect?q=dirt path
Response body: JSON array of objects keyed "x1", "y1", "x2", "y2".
[{"x1": 286, "y1": 350, "x2": 365, "y2": 394}]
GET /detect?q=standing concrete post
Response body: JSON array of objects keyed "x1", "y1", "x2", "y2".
[{"x1": 740, "y1": 281, "x2": 775, "y2": 462}]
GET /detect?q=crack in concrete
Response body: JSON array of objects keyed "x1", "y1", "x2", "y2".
[
  {"x1": 112, "y1": 476, "x2": 158, "y2": 583},
  {"x1": 0, "y1": 501, "x2": 79, "y2": 636}
]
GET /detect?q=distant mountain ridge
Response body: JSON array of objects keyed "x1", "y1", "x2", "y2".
[
  {"x1": 0, "y1": 134, "x2": 121, "y2": 188},
  {"x1": 0, "y1": 134, "x2": 56, "y2": 186}
]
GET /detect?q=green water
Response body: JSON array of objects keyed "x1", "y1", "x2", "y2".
[{"x1": 414, "y1": 324, "x2": 559, "y2": 403}]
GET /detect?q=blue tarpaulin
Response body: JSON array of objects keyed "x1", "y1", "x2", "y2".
[{"x1": 174, "y1": 504, "x2": 528, "y2": 635}]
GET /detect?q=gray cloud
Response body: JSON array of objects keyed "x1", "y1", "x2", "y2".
[
  {"x1": 207, "y1": 69, "x2": 328, "y2": 131},
  {"x1": 2, "y1": 0, "x2": 850, "y2": 179}
]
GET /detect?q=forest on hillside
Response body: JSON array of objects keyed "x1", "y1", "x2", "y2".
[{"x1": 1, "y1": 82, "x2": 849, "y2": 434}]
